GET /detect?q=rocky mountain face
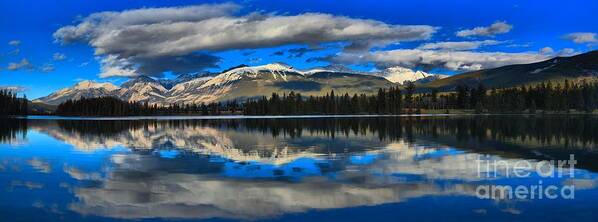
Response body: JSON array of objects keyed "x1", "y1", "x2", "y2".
[{"x1": 34, "y1": 63, "x2": 399, "y2": 105}]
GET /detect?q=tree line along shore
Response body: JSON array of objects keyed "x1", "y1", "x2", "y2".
[{"x1": 3, "y1": 80, "x2": 598, "y2": 116}]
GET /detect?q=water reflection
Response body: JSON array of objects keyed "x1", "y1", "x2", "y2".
[
  {"x1": 0, "y1": 118, "x2": 27, "y2": 145},
  {"x1": 5, "y1": 116, "x2": 598, "y2": 169},
  {"x1": 1, "y1": 116, "x2": 598, "y2": 221},
  {"x1": 69, "y1": 150, "x2": 478, "y2": 220}
]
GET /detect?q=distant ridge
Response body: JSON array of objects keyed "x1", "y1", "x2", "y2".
[
  {"x1": 35, "y1": 51, "x2": 598, "y2": 106},
  {"x1": 420, "y1": 50, "x2": 598, "y2": 91},
  {"x1": 35, "y1": 63, "x2": 397, "y2": 105}
]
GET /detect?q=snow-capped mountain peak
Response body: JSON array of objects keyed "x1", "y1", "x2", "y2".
[
  {"x1": 121, "y1": 76, "x2": 158, "y2": 88},
  {"x1": 34, "y1": 80, "x2": 122, "y2": 105},
  {"x1": 200, "y1": 63, "x2": 299, "y2": 89},
  {"x1": 378, "y1": 66, "x2": 447, "y2": 84},
  {"x1": 73, "y1": 80, "x2": 120, "y2": 91},
  {"x1": 223, "y1": 63, "x2": 296, "y2": 75},
  {"x1": 36, "y1": 63, "x2": 398, "y2": 106},
  {"x1": 260, "y1": 63, "x2": 294, "y2": 71},
  {"x1": 303, "y1": 64, "x2": 360, "y2": 75},
  {"x1": 169, "y1": 76, "x2": 213, "y2": 94}
]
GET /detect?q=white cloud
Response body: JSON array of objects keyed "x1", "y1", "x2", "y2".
[
  {"x1": 555, "y1": 48, "x2": 577, "y2": 56},
  {"x1": 456, "y1": 21, "x2": 513, "y2": 37},
  {"x1": 54, "y1": 3, "x2": 436, "y2": 78},
  {"x1": 8, "y1": 40, "x2": 21, "y2": 46},
  {"x1": 6, "y1": 40, "x2": 21, "y2": 55},
  {"x1": 539, "y1": 47, "x2": 554, "y2": 55},
  {"x1": 55, "y1": 7, "x2": 435, "y2": 57},
  {"x1": 248, "y1": 57, "x2": 262, "y2": 64},
  {"x1": 41, "y1": 63, "x2": 56, "y2": 73},
  {"x1": 538, "y1": 47, "x2": 577, "y2": 57},
  {"x1": 8, "y1": 48, "x2": 20, "y2": 55},
  {"x1": 63, "y1": 165, "x2": 102, "y2": 181},
  {"x1": 53, "y1": 52, "x2": 67, "y2": 61},
  {"x1": 562, "y1": 32, "x2": 597, "y2": 44},
  {"x1": 506, "y1": 42, "x2": 532, "y2": 48},
  {"x1": 7, "y1": 58, "x2": 33, "y2": 71},
  {"x1": 6, "y1": 59, "x2": 57, "y2": 73},
  {"x1": 418, "y1": 40, "x2": 502, "y2": 51},
  {"x1": 27, "y1": 158, "x2": 52, "y2": 173},
  {"x1": 326, "y1": 49, "x2": 549, "y2": 71},
  {"x1": 97, "y1": 55, "x2": 138, "y2": 78},
  {"x1": 54, "y1": 3, "x2": 241, "y2": 44},
  {"x1": 96, "y1": 53, "x2": 220, "y2": 78},
  {"x1": 0, "y1": 85, "x2": 27, "y2": 93}
]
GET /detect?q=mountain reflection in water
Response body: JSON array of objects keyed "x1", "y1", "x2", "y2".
[{"x1": 1, "y1": 116, "x2": 598, "y2": 221}]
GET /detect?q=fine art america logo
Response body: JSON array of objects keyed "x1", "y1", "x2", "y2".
[{"x1": 476, "y1": 155, "x2": 577, "y2": 200}]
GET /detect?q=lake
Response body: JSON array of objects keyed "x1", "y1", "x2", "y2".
[{"x1": 1, "y1": 115, "x2": 598, "y2": 221}]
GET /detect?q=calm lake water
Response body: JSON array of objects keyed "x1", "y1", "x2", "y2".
[{"x1": 1, "y1": 115, "x2": 598, "y2": 221}]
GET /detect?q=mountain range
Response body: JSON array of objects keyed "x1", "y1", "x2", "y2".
[
  {"x1": 34, "y1": 63, "x2": 444, "y2": 106},
  {"x1": 34, "y1": 50, "x2": 598, "y2": 106},
  {"x1": 421, "y1": 50, "x2": 598, "y2": 91}
]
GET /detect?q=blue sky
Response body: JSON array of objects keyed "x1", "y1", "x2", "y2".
[{"x1": 0, "y1": 0, "x2": 596, "y2": 99}]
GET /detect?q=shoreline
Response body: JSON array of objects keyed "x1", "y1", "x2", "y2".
[{"x1": 14, "y1": 112, "x2": 598, "y2": 120}]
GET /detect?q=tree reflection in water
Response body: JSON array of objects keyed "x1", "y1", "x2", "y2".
[{"x1": 1, "y1": 116, "x2": 598, "y2": 221}]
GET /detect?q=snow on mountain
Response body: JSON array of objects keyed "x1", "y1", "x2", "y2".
[
  {"x1": 167, "y1": 63, "x2": 305, "y2": 104},
  {"x1": 377, "y1": 66, "x2": 447, "y2": 84},
  {"x1": 119, "y1": 76, "x2": 168, "y2": 104},
  {"x1": 169, "y1": 76, "x2": 214, "y2": 95},
  {"x1": 34, "y1": 81, "x2": 121, "y2": 105},
  {"x1": 303, "y1": 64, "x2": 362, "y2": 75},
  {"x1": 120, "y1": 76, "x2": 157, "y2": 88},
  {"x1": 167, "y1": 76, "x2": 216, "y2": 104},
  {"x1": 158, "y1": 73, "x2": 210, "y2": 89},
  {"x1": 223, "y1": 63, "x2": 296, "y2": 77},
  {"x1": 416, "y1": 74, "x2": 450, "y2": 84},
  {"x1": 201, "y1": 63, "x2": 299, "y2": 88},
  {"x1": 72, "y1": 80, "x2": 120, "y2": 91},
  {"x1": 303, "y1": 65, "x2": 447, "y2": 85},
  {"x1": 35, "y1": 63, "x2": 401, "y2": 106}
]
